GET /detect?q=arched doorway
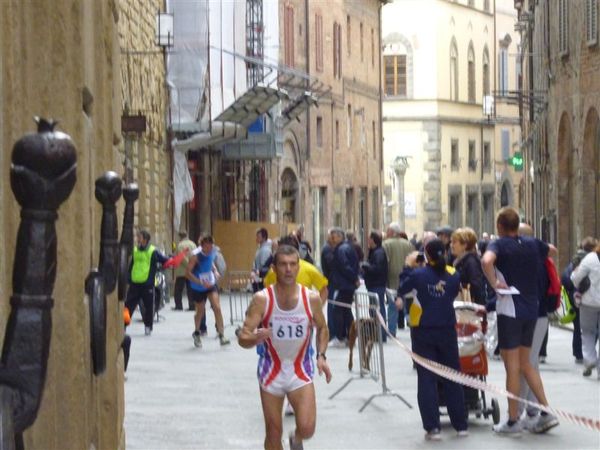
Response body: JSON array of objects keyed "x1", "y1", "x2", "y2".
[
  {"x1": 557, "y1": 112, "x2": 575, "y2": 260},
  {"x1": 500, "y1": 181, "x2": 510, "y2": 207},
  {"x1": 249, "y1": 163, "x2": 267, "y2": 222},
  {"x1": 281, "y1": 168, "x2": 298, "y2": 223},
  {"x1": 582, "y1": 108, "x2": 600, "y2": 239}
]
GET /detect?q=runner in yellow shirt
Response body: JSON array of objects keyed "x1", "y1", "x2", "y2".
[{"x1": 264, "y1": 257, "x2": 328, "y2": 305}]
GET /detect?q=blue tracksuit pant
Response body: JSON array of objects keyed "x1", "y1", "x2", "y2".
[{"x1": 411, "y1": 326, "x2": 467, "y2": 432}]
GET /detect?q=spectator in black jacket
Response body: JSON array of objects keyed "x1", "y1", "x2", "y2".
[
  {"x1": 346, "y1": 230, "x2": 365, "y2": 263},
  {"x1": 361, "y1": 230, "x2": 389, "y2": 341},
  {"x1": 451, "y1": 227, "x2": 486, "y2": 305},
  {"x1": 328, "y1": 227, "x2": 359, "y2": 346},
  {"x1": 321, "y1": 236, "x2": 336, "y2": 340}
]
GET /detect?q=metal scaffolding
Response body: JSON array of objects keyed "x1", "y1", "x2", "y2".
[{"x1": 246, "y1": 0, "x2": 264, "y2": 87}]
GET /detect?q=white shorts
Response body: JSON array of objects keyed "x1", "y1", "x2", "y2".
[{"x1": 259, "y1": 362, "x2": 313, "y2": 397}]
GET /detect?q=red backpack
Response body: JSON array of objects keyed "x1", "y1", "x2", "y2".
[{"x1": 544, "y1": 257, "x2": 561, "y2": 312}]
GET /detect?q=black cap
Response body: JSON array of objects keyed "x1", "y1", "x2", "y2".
[
  {"x1": 425, "y1": 238, "x2": 446, "y2": 262},
  {"x1": 435, "y1": 225, "x2": 454, "y2": 236}
]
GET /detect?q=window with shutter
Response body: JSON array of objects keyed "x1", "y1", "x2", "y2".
[
  {"x1": 559, "y1": 0, "x2": 569, "y2": 55},
  {"x1": 450, "y1": 39, "x2": 458, "y2": 101},
  {"x1": 285, "y1": 5, "x2": 295, "y2": 66},
  {"x1": 501, "y1": 129, "x2": 510, "y2": 161},
  {"x1": 468, "y1": 43, "x2": 476, "y2": 103},
  {"x1": 315, "y1": 14, "x2": 323, "y2": 72},
  {"x1": 587, "y1": 0, "x2": 598, "y2": 46}
]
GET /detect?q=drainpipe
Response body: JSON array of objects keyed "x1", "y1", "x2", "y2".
[{"x1": 304, "y1": 0, "x2": 311, "y2": 228}]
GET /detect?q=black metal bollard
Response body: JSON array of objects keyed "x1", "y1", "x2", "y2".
[{"x1": 0, "y1": 117, "x2": 77, "y2": 449}]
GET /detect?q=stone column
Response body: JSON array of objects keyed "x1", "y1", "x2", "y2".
[{"x1": 393, "y1": 156, "x2": 409, "y2": 231}]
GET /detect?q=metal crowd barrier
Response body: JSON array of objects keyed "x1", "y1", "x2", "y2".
[
  {"x1": 225, "y1": 271, "x2": 254, "y2": 326},
  {"x1": 329, "y1": 290, "x2": 412, "y2": 412}
]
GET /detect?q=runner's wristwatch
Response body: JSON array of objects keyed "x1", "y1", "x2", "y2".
[{"x1": 317, "y1": 352, "x2": 327, "y2": 360}]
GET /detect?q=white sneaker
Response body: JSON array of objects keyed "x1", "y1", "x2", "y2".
[
  {"x1": 332, "y1": 338, "x2": 348, "y2": 348},
  {"x1": 493, "y1": 419, "x2": 522, "y2": 436},
  {"x1": 424, "y1": 429, "x2": 441, "y2": 441},
  {"x1": 192, "y1": 331, "x2": 202, "y2": 348},
  {"x1": 144, "y1": 326, "x2": 152, "y2": 336},
  {"x1": 531, "y1": 413, "x2": 559, "y2": 434},
  {"x1": 522, "y1": 413, "x2": 539, "y2": 431},
  {"x1": 456, "y1": 430, "x2": 469, "y2": 437}
]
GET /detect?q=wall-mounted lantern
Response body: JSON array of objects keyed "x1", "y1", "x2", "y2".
[{"x1": 156, "y1": 12, "x2": 174, "y2": 48}]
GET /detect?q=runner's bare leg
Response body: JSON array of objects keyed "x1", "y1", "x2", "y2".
[
  {"x1": 260, "y1": 388, "x2": 285, "y2": 450},
  {"x1": 208, "y1": 290, "x2": 225, "y2": 335},
  {"x1": 194, "y1": 301, "x2": 206, "y2": 332},
  {"x1": 287, "y1": 383, "x2": 317, "y2": 447}
]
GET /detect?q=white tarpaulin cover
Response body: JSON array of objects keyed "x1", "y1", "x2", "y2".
[
  {"x1": 166, "y1": 0, "x2": 209, "y2": 130},
  {"x1": 172, "y1": 145, "x2": 194, "y2": 231}
]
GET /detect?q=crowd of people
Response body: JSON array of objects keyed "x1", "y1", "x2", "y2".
[{"x1": 122, "y1": 205, "x2": 600, "y2": 446}]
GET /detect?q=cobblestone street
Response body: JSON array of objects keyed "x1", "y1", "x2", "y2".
[{"x1": 125, "y1": 296, "x2": 600, "y2": 450}]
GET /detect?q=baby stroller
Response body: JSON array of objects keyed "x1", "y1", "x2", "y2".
[{"x1": 439, "y1": 301, "x2": 500, "y2": 424}]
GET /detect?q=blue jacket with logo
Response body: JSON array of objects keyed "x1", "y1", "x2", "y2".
[{"x1": 397, "y1": 264, "x2": 460, "y2": 328}]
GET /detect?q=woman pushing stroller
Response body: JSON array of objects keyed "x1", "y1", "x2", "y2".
[{"x1": 396, "y1": 239, "x2": 468, "y2": 441}]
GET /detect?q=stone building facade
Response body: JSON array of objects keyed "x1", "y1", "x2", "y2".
[
  {"x1": 281, "y1": 0, "x2": 385, "y2": 255},
  {"x1": 517, "y1": 0, "x2": 600, "y2": 268},
  {"x1": 118, "y1": 0, "x2": 172, "y2": 252},
  {"x1": 382, "y1": 0, "x2": 523, "y2": 236},
  {"x1": 0, "y1": 1, "x2": 170, "y2": 447}
]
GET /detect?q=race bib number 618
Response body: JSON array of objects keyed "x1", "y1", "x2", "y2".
[{"x1": 272, "y1": 318, "x2": 306, "y2": 340}]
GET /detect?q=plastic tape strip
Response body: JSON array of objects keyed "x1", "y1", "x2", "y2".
[{"x1": 327, "y1": 299, "x2": 600, "y2": 431}]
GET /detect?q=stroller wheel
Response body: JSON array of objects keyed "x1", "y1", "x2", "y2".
[{"x1": 491, "y1": 398, "x2": 500, "y2": 424}]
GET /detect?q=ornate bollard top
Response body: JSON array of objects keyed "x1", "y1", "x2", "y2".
[
  {"x1": 10, "y1": 117, "x2": 77, "y2": 212},
  {"x1": 122, "y1": 183, "x2": 140, "y2": 202},
  {"x1": 95, "y1": 171, "x2": 122, "y2": 207}
]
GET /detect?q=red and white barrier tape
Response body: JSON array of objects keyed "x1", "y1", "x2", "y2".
[{"x1": 327, "y1": 299, "x2": 600, "y2": 432}]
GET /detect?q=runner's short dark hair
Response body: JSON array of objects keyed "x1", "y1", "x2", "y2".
[
  {"x1": 199, "y1": 233, "x2": 213, "y2": 244},
  {"x1": 257, "y1": 227, "x2": 268, "y2": 240},
  {"x1": 278, "y1": 234, "x2": 300, "y2": 250},
  {"x1": 273, "y1": 245, "x2": 299, "y2": 265},
  {"x1": 496, "y1": 207, "x2": 520, "y2": 233},
  {"x1": 138, "y1": 229, "x2": 151, "y2": 242}
]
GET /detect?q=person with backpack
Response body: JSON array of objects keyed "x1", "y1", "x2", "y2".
[
  {"x1": 481, "y1": 208, "x2": 559, "y2": 436},
  {"x1": 294, "y1": 226, "x2": 314, "y2": 264},
  {"x1": 571, "y1": 240, "x2": 600, "y2": 379},
  {"x1": 515, "y1": 223, "x2": 559, "y2": 429},
  {"x1": 252, "y1": 228, "x2": 272, "y2": 292},
  {"x1": 561, "y1": 237, "x2": 598, "y2": 363},
  {"x1": 173, "y1": 231, "x2": 197, "y2": 311}
]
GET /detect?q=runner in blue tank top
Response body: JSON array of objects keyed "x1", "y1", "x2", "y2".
[{"x1": 186, "y1": 234, "x2": 230, "y2": 348}]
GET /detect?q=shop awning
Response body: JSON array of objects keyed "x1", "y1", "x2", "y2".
[{"x1": 215, "y1": 83, "x2": 288, "y2": 127}]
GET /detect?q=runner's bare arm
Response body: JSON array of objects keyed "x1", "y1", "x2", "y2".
[
  {"x1": 318, "y1": 286, "x2": 328, "y2": 307},
  {"x1": 481, "y1": 250, "x2": 507, "y2": 289},
  {"x1": 238, "y1": 292, "x2": 270, "y2": 348},
  {"x1": 310, "y1": 293, "x2": 332, "y2": 383},
  {"x1": 185, "y1": 254, "x2": 203, "y2": 285}
]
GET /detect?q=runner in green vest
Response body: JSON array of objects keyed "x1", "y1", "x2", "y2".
[{"x1": 125, "y1": 229, "x2": 169, "y2": 336}]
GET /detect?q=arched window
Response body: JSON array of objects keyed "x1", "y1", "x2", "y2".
[
  {"x1": 382, "y1": 34, "x2": 414, "y2": 98},
  {"x1": 483, "y1": 46, "x2": 490, "y2": 96},
  {"x1": 450, "y1": 38, "x2": 458, "y2": 101},
  {"x1": 468, "y1": 42, "x2": 476, "y2": 103}
]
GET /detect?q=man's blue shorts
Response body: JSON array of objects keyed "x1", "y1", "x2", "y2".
[{"x1": 497, "y1": 315, "x2": 536, "y2": 350}]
